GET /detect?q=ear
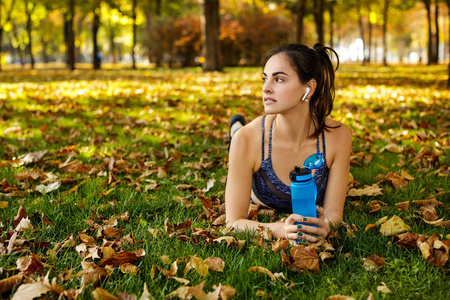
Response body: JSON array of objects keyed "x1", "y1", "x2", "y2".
[{"x1": 306, "y1": 79, "x2": 317, "y2": 97}]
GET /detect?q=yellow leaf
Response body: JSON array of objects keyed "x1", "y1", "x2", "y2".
[
  {"x1": 0, "y1": 201, "x2": 9, "y2": 208},
  {"x1": 120, "y1": 263, "x2": 139, "y2": 275},
  {"x1": 377, "y1": 282, "x2": 392, "y2": 294},
  {"x1": 379, "y1": 215, "x2": 411, "y2": 237},
  {"x1": 248, "y1": 266, "x2": 276, "y2": 281},
  {"x1": 92, "y1": 287, "x2": 118, "y2": 300},
  {"x1": 189, "y1": 255, "x2": 209, "y2": 277},
  {"x1": 347, "y1": 184, "x2": 383, "y2": 197}
]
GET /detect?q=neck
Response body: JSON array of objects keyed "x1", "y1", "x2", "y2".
[{"x1": 273, "y1": 110, "x2": 315, "y2": 148}]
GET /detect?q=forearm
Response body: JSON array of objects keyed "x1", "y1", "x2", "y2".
[{"x1": 229, "y1": 218, "x2": 285, "y2": 239}]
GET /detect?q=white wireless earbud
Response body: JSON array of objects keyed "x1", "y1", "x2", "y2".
[{"x1": 302, "y1": 87, "x2": 311, "y2": 102}]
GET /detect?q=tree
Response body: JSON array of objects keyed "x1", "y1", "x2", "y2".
[
  {"x1": 24, "y1": 0, "x2": 38, "y2": 69},
  {"x1": 0, "y1": 0, "x2": 15, "y2": 71},
  {"x1": 295, "y1": 0, "x2": 306, "y2": 44},
  {"x1": 200, "y1": 0, "x2": 222, "y2": 72},
  {"x1": 446, "y1": 0, "x2": 450, "y2": 87},
  {"x1": 422, "y1": 0, "x2": 439, "y2": 64},
  {"x1": 382, "y1": 0, "x2": 389, "y2": 66},
  {"x1": 313, "y1": 0, "x2": 325, "y2": 44},
  {"x1": 65, "y1": 0, "x2": 76, "y2": 70}
]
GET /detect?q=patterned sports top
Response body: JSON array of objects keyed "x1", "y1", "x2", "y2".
[{"x1": 251, "y1": 115, "x2": 329, "y2": 213}]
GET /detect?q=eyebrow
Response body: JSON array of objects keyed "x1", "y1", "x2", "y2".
[{"x1": 262, "y1": 71, "x2": 289, "y2": 77}]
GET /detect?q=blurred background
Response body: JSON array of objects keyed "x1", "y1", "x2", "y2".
[{"x1": 0, "y1": 0, "x2": 448, "y2": 71}]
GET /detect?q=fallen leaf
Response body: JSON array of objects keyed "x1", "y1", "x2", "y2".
[
  {"x1": 92, "y1": 287, "x2": 118, "y2": 300},
  {"x1": 0, "y1": 200, "x2": 9, "y2": 208},
  {"x1": 13, "y1": 206, "x2": 29, "y2": 227},
  {"x1": 395, "y1": 201, "x2": 410, "y2": 211},
  {"x1": 98, "y1": 250, "x2": 142, "y2": 266},
  {"x1": 139, "y1": 283, "x2": 155, "y2": 300},
  {"x1": 288, "y1": 245, "x2": 320, "y2": 273},
  {"x1": 120, "y1": 263, "x2": 139, "y2": 275},
  {"x1": 323, "y1": 296, "x2": 356, "y2": 300},
  {"x1": 363, "y1": 254, "x2": 385, "y2": 272},
  {"x1": 189, "y1": 281, "x2": 221, "y2": 300},
  {"x1": 347, "y1": 184, "x2": 383, "y2": 197},
  {"x1": 36, "y1": 181, "x2": 61, "y2": 194},
  {"x1": 377, "y1": 282, "x2": 392, "y2": 294},
  {"x1": 393, "y1": 233, "x2": 421, "y2": 249},
  {"x1": 204, "y1": 257, "x2": 225, "y2": 272},
  {"x1": 379, "y1": 215, "x2": 411, "y2": 236},
  {"x1": 248, "y1": 266, "x2": 276, "y2": 280},
  {"x1": 16, "y1": 254, "x2": 45, "y2": 274},
  {"x1": 0, "y1": 273, "x2": 23, "y2": 294},
  {"x1": 189, "y1": 255, "x2": 209, "y2": 277},
  {"x1": 15, "y1": 150, "x2": 48, "y2": 166}
]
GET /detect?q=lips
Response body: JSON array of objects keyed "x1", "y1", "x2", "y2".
[{"x1": 264, "y1": 97, "x2": 277, "y2": 104}]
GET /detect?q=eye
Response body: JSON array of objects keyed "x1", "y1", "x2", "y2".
[
  {"x1": 262, "y1": 77, "x2": 267, "y2": 83},
  {"x1": 276, "y1": 77, "x2": 284, "y2": 82}
]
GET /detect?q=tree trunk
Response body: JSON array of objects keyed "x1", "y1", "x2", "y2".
[
  {"x1": 26, "y1": 11, "x2": 35, "y2": 69},
  {"x1": 93, "y1": 7, "x2": 101, "y2": 69},
  {"x1": 313, "y1": 0, "x2": 325, "y2": 44},
  {"x1": 201, "y1": 0, "x2": 222, "y2": 72},
  {"x1": 358, "y1": 8, "x2": 366, "y2": 65},
  {"x1": 109, "y1": 19, "x2": 116, "y2": 64},
  {"x1": 67, "y1": 0, "x2": 76, "y2": 70},
  {"x1": 295, "y1": 0, "x2": 306, "y2": 44},
  {"x1": 367, "y1": 3, "x2": 372, "y2": 63},
  {"x1": 432, "y1": 0, "x2": 439, "y2": 63},
  {"x1": 328, "y1": 1, "x2": 335, "y2": 48},
  {"x1": 41, "y1": 36, "x2": 48, "y2": 64},
  {"x1": 131, "y1": 0, "x2": 137, "y2": 69},
  {"x1": 423, "y1": 0, "x2": 433, "y2": 64},
  {"x1": 0, "y1": 1, "x2": 14, "y2": 71},
  {"x1": 382, "y1": 0, "x2": 389, "y2": 66}
]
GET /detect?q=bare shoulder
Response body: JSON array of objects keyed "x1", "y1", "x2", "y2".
[{"x1": 325, "y1": 118, "x2": 352, "y2": 156}]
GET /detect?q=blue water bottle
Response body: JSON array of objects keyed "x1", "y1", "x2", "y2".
[{"x1": 290, "y1": 166, "x2": 317, "y2": 225}]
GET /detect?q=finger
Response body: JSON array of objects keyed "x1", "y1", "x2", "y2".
[
  {"x1": 316, "y1": 206, "x2": 325, "y2": 218},
  {"x1": 298, "y1": 224, "x2": 327, "y2": 239}
]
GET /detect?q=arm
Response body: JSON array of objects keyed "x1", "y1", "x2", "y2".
[
  {"x1": 285, "y1": 123, "x2": 352, "y2": 242},
  {"x1": 225, "y1": 122, "x2": 286, "y2": 238}
]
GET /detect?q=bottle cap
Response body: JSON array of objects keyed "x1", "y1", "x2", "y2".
[{"x1": 290, "y1": 166, "x2": 312, "y2": 182}]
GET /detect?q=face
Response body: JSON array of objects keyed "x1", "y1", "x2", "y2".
[{"x1": 262, "y1": 53, "x2": 308, "y2": 114}]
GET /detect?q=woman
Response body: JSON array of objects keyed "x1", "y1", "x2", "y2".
[{"x1": 225, "y1": 43, "x2": 351, "y2": 243}]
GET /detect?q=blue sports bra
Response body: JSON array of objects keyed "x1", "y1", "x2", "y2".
[{"x1": 251, "y1": 115, "x2": 329, "y2": 213}]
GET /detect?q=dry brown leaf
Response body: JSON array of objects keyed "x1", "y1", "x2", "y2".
[
  {"x1": 120, "y1": 263, "x2": 140, "y2": 275},
  {"x1": 421, "y1": 204, "x2": 439, "y2": 221},
  {"x1": 0, "y1": 200, "x2": 9, "y2": 208},
  {"x1": 288, "y1": 245, "x2": 320, "y2": 273},
  {"x1": 98, "y1": 250, "x2": 141, "y2": 266},
  {"x1": 79, "y1": 233, "x2": 96, "y2": 245},
  {"x1": 365, "y1": 224, "x2": 379, "y2": 232},
  {"x1": 412, "y1": 199, "x2": 445, "y2": 207},
  {"x1": 393, "y1": 233, "x2": 421, "y2": 249},
  {"x1": 139, "y1": 283, "x2": 155, "y2": 300},
  {"x1": 165, "y1": 285, "x2": 191, "y2": 299},
  {"x1": 363, "y1": 254, "x2": 385, "y2": 272},
  {"x1": 13, "y1": 206, "x2": 29, "y2": 227},
  {"x1": 272, "y1": 239, "x2": 290, "y2": 254},
  {"x1": 379, "y1": 215, "x2": 411, "y2": 236},
  {"x1": 204, "y1": 257, "x2": 225, "y2": 272},
  {"x1": 92, "y1": 287, "x2": 118, "y2": 300},
  {"x1": 323, "y1": 296, "x2": 356, "y2": 300},
  {"x1": 387, "y1": 172, "x2": 408, "y2": 189},
  {"x1": 248, "y1": 266, "x2": 277, "y2": 280},
  {"x1": 395, "y1": 201, "x2": 410, "y2": 211},
  {"x1": 213, "y1": 284, "x2": 236, "y2": 300},
  {"x1": 189, "y1": 256, "x2": 209, "y2": 277},
  {"x1": 16, "y1": 254, "x2": 45, "y2": 274},
  {"x1": 347, "y1": 184, "x2": 383, "y2": 197},
  {"x1": 0, "y1": 273, "x2": 23, "y2": 294},
  {"x1": 189, "y1": 281, "x2": 221, "y2": 300}
]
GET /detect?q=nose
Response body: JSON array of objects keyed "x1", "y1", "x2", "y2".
[{"x1": 263, "y1": 81, "x2": 272, "y2": 93}]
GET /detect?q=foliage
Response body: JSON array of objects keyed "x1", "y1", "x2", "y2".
[{"x1": 0, "y1": 64, "x2": 449, "y2": 299}]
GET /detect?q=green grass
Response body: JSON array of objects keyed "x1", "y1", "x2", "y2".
[{"x1": 0, "y1": 64, "x2": 449, "y2": 299}]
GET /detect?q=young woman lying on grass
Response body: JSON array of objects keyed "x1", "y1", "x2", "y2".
[{"x1": 225, "y1": 43, "x2": 351, "y2": 243}]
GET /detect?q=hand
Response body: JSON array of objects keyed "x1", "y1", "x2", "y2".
[{"x1": 284, "y1": 206, "x2": 330, "y2": 243}]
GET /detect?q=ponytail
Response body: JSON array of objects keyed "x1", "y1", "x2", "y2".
[{"x1": 309, "y1": 43, "x2": 339, "y2": 138}]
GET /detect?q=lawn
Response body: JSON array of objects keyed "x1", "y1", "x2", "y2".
[{"x1": 0, "y1": 63, "x2": 449, "y2": 299}]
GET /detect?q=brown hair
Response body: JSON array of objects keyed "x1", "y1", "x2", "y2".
[{"x1": 262, "y1": 43, "x2": 340, "y2": 138}]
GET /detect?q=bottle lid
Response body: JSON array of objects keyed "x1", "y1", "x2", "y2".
[{"x1": 290, "y1": 166, "x2": 312, "y2": 182}]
